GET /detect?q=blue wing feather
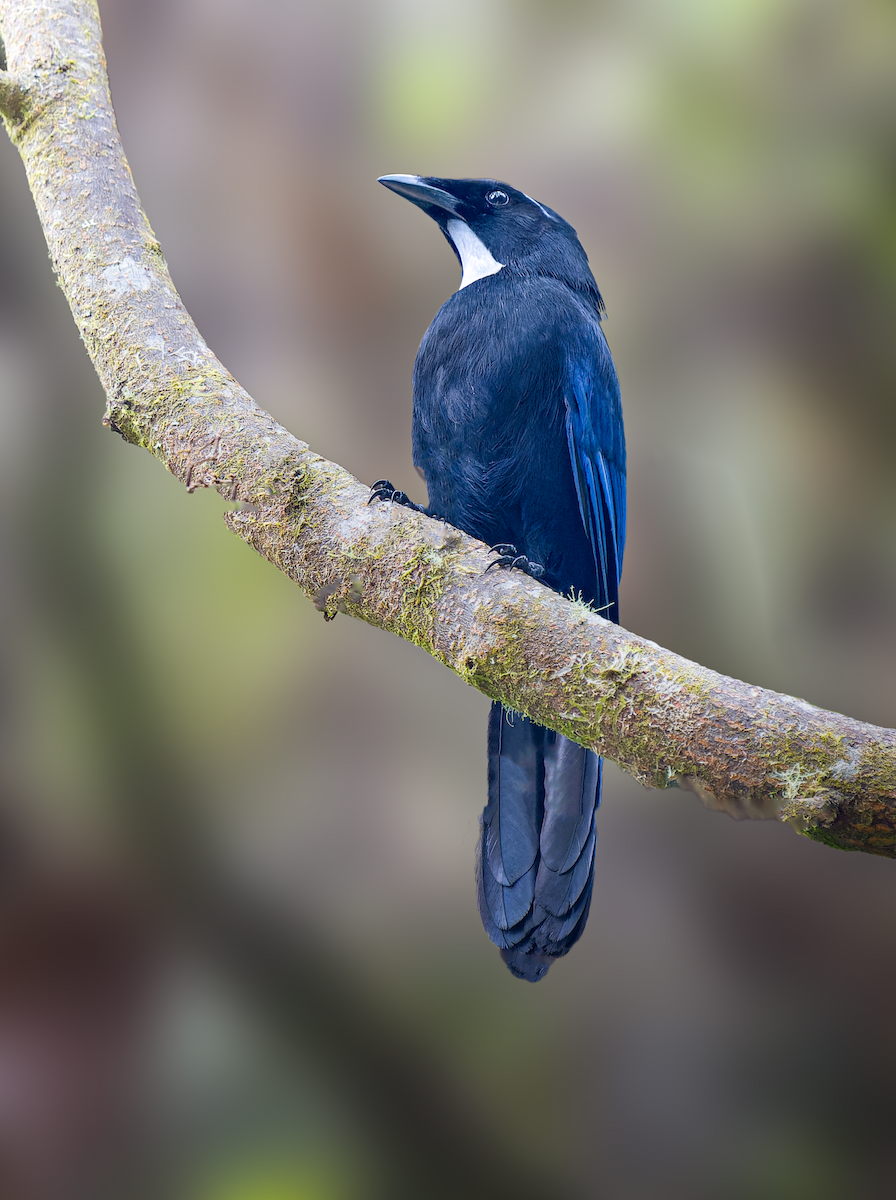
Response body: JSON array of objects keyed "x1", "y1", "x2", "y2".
[{"x1": 564, "y1": 339, "x2": 625, "y2": 615}]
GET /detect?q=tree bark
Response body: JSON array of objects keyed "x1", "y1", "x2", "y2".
[{"x1": 1, "y1": 0, "x2": 895, "y2": 857}]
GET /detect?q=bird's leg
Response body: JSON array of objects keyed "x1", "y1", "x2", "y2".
[
  {"x1": 485, "y1": 543, "x2": 544, "y2": 578},
  {"x1": 367, "y1": 479, "x2": 425, "y2": 511}
]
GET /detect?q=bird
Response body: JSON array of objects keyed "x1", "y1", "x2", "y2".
[{"x1": 372, "y1": 175, "x2": 625, "y2": 981}]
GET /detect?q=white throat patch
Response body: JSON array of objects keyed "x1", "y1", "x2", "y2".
[{"x1": 447, "y1": 218, "x2": 504, "y2": 288}]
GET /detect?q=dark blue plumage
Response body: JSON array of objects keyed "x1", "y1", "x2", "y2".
[{"x1": 375, "y1": 175, "x2": 626, "y2": 980}]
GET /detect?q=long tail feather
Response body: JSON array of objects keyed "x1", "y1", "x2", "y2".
[{"x1": 477, "y1": 703, "x2": 601, "y2": 982}]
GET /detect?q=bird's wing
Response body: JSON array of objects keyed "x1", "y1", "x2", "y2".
[{"x1": 563, "y1": 332, "x2": 626, "y2": 616}]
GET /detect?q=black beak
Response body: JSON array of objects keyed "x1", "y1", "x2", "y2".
[{"x1": 378, "y1": 174, "x2": 460, "y2": 217}]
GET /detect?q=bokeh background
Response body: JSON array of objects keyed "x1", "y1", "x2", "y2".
[{"x1": 1, "y1": 0, "x2": 896, "y2": 1196}]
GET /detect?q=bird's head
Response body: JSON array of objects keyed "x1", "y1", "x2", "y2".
[{"x1": 379, "y1": 174, "x2": 602, "y2": 307}]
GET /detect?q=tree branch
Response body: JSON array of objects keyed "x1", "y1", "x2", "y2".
[{"x1": 1, "y1": 0, "x2": 895, "y2": 857}]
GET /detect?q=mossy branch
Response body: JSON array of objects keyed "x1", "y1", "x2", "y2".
[
  {"x1": 0, "y1": 69, "x2": 25, "y2": 121},
  {"x1": 1, "y1": 0, "x2": 895, "y2": 858}
]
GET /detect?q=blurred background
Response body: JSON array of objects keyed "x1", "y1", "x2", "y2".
[{"x1": 1, "y1": 0, "x2": 896, "y2": 1195}]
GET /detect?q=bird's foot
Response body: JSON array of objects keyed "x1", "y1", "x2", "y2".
[
  {"x1": 485, "y1": 544, "x2": 544, "y2": 578},
  {"x1": 367, "y1": 479, "x2": 424, "y2": 511}
]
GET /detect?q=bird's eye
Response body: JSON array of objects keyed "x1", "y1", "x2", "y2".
[{"x1": 486, "y1": 190, "x2": 509, "y2": 207}]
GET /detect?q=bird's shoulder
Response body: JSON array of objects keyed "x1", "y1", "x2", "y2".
[{"x1": 416, "y1": 272, "x2": 605, "y2": 374}]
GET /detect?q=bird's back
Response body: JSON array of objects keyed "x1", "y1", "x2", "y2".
[{"x1": 413, "y1": 270, "x2": 619, "y2": 608}]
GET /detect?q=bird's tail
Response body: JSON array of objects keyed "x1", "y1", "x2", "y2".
[{"x1": 476, "y1": 702, "x2": 600, "y2": 982}]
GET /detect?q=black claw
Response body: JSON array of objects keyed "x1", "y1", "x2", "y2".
[
  {"x1": 368, "y1": 479, "x2": 424, "y2": 512},
  {"x1": 368, "y1": 479, "x2": 394, "y2": 505},
  {"x1": 486, "y1": 544, "x2": 545, "y2": 578}
]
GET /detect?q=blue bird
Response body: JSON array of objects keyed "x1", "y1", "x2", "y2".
[{"x1": 373, "y1": 175, "x2": 626, "y2": 981}]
